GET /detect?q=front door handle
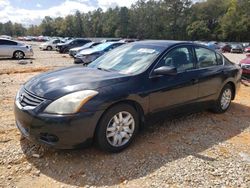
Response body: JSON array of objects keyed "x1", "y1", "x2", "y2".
[{"x1": 191, "y1": 78, "x2": 199, "y2": 84}]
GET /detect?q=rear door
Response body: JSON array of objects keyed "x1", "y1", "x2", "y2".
[{"x1": 194, "y1": 46, "x2": 225, "y2": 100}]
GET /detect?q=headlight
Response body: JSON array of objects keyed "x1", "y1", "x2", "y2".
[
  {"x1": 76, "y1": 54, "x2": 84, "y2": 58},
  {"x1": 44, "y1": 90, "x2": 98, "y2": 114},
  {"x1": 85, "y1": 54, "x2": 97, "y2": 62}
]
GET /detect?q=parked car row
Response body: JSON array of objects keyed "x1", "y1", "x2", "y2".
[
  {"x1": 40, "y1": 37, "x2": 137, "y2": 65},
  {"x1": 195, "y1": 41, "x2": 250, "y2": 54},
  {"x1": 74, "y1": 42, "x2": 125, "y2": 64}
]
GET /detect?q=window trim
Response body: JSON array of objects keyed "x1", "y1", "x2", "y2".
[
  {"x1": 215, "y1": 52, "x2": 225, "y2": 66},
  {"x1": 194, "y1": 46, "x2": 226, "y2": 70}
]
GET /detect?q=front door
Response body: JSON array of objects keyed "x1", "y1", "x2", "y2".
[{"x1": 149, "y1": 45, "x2": 199, "y2": 113}]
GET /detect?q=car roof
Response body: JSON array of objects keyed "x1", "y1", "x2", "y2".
[
  {"x1": 133, "y1": 40, "x2": 195, "y2": 49},
  {"x1": 0, "y1": 38, "x2": 17, "y2": 42}
]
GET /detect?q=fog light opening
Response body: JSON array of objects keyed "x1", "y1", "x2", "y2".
[{"x1": 39, "y1": 133, "x2": 59, "y2": 143}]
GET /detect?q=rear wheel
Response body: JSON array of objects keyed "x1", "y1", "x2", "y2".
[
  {"x1": 47, "y1": 46, "x2": 52, "y2": 51},
  {"x1": 212, "y1": 84, "x2": 233, "y2": 113},
  {"x1": 13, "y1": 51, "x2": 25, "y2": 59},
  {"x1": 95, "y1": 104, "x2": 139, "y2": 153}
]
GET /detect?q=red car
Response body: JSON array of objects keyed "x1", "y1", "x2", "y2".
[
  {"x1": 240, "y1": 54, "x2": 250, "y2": 78},
  {"x1": 244, "y1": 47, "x2": 250, "y2": 53}
]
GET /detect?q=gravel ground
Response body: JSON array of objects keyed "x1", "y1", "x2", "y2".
[{"x1": 0, "y1": 42, "x2": 249, "y2": 188}]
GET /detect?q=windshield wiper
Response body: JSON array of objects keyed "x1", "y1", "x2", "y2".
[{"x1": 97, "y1": 67, "x2": 111, "y2": 72}]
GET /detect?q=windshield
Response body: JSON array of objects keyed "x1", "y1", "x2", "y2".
[
  {"x1": 93, "y1": 43, "x2": 112, "y2": 51},
  {"x1": 65, "y1": 39, "x2": 74, "y2": 44},
  {"x1": 232, "y1": 44, "x2": 242, "y2": 48},
  {"x1": 81, "y1": 42, "x2": 94, "y2": 48},
  {"x1": 88, "y1": 43, "x2": 165, "y2": 74}
]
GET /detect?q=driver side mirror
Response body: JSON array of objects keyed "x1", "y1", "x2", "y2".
[{"x1": 153, "y1": 66, "x2": 177, "y2": 76}]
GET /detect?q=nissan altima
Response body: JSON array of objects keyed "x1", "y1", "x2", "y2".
[{"x1": 14, "y1": 40, "x2": 241, "y2": 152}]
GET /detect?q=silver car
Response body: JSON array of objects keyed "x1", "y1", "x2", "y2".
[
  {"x1": 39, "y1": 39, "x2": 63, "y2": 51},
  {"x1": 0, "y1": 38, "x2": 33, "y2": 59}
]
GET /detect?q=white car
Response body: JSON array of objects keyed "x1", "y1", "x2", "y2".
[
  {"x1": 39, "y1": 39, "x2": 63, "y2": 51},
  {"x1": 0, "y1": 38, "x2": 33, "y2": 59}
]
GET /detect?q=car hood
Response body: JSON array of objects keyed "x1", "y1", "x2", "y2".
[
  {"x1": 24, "y1": 66, "x2": 129, "y2": 100},
  {"x1": 70, "y1": 46, "x2": 87, "y2": 52},
  {"x1": 57, "y1": 43, "x2": 67, "y2": 46},
  {"x1": 78, "y1": 48, "x2": 101, "y2": 55}
]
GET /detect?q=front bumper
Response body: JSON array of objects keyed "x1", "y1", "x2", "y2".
[
  {"x1": 74, "y1": 57, "x2": 84, "y2": 64},
  {"x1": 231, "y1": 49, "x2": 243, "y2": 53},
  {"x1": 69, "y1": 51, "x2": 77, "y2": 57},
  {"x1": 242, "y1": 68, "x2": 250, "y2": 76},
  {"x1": 25, "y1": 50, "x2": 34, "y2": 58},
  {"x1": 14, "y1": 101, "x2": 104, "y2": 149}
]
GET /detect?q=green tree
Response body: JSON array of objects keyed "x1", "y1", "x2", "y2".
[
  {"x1": 187, "y1": 20, "x2": 210, "y2": 40},
  {"x1": 40, "y1": 16, "x2": 54, "y2": 36}
]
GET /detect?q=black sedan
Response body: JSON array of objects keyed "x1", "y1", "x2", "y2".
[
  {"x1": 56, "y1": 38, "x2": 91, "y2": 53},
  {"x1": 14, "y1": 41, "x2": 241, "y2": 152}
]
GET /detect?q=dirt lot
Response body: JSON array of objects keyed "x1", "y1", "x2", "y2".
[{"x1": 0, "y1": 42, "x2": 249, "y2": 188}]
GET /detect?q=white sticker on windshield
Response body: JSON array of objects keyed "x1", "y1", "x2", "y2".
[{"x1": 137, "y1": 48, "x2": 156, "y2": 54}]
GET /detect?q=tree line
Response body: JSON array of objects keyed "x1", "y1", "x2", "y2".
[{"x1": 0, "y1": 0, "x2": 249, "y2": 42}]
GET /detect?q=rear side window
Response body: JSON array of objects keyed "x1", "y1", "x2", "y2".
[
  {"x1": 216, "y1": 53, "x2": 223, "y2": 65},
  {"x1": 0, "y1": 40, "x2": 17, "y2": 45},
  {"x1": 195, "y1": 47, "x2": 217, "y2": 68},
  {"x1": 79, "y1": 40, "x2": 87, "y2": 44},
  {"x1": 53, "y1": 40, "x2": 60, "y2": 44}
]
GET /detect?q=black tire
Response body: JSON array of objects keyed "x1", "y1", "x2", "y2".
[
  {"x1": 13, "y1": 51, "x2": 25, "y2": 59},
  {"x1": 62, "y1": 48, "x2": 69, "y2": 53},
  {"x1": 211, "y1": 84, "x2": 233, "y2": 114},
  {"x1": 95, "y1": 104, "x2": 139, "y2": 153},
  {"x1": 47, "y1": 46, "x2": 52, "y2": 51}
]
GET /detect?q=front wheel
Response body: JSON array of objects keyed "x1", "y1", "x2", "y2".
[
  {"x1": 212, "y1": 84, "x2": 233, "y2": 113},
  {"x1": 95, "y1": 104, "x2": 139, "y2": 153}
]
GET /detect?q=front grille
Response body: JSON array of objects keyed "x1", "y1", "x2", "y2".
[{"x1": 19, "y1": 89, "x2": 45, "y2": 108}]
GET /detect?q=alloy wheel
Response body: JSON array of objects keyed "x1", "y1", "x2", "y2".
[
  {"x1": 106, "y1": 111, "x2": 135, "y2": 147},
  {"x1": 220, "y1": 88, "x2": 232, "y2": 110},
  {"x1": 15, "y1": 51, "x2": 24, "y2": 59}
]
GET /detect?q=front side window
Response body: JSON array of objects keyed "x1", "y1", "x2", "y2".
[
  {"x1": 195, "y1": 47, "x2": 217, "y2": 68},
  {"x1": 157, "y1": 46, "x2": 195, "y2": 72}
]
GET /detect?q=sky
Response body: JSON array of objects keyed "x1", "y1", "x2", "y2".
[{"x1": 0, "y1": 0, "x2": 138, "y2": 26}]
